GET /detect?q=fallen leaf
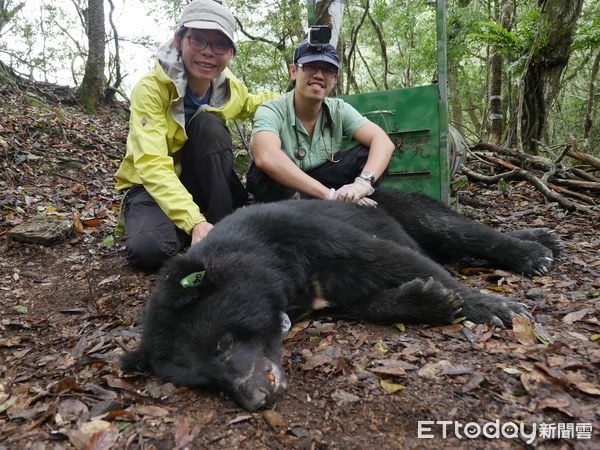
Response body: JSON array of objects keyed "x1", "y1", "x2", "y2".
[
  {"x1": 73, "y1": 215, "x2": 84, "y2": 233},
  {"x1": 520, "y1": 370, "x2": 551, "y2": 396},
  {"x1": 562, "y1": 308, "x2": 590, "y2": 324},
  {"x1": 173, "y1": 416, "x2": 197, "y2": 450},
  {"x1": 103, "y1": 375, "x2": 138, "y2": 392},
  {"x1": 440, "y1": 364, "x2": 473, "y2": 376},
  {"x1": 53, "y1": 376, "x2": 82, "y2": 393},
  {"x1": 98, "y1": 274, "x2": 120, "y2": 286},
  {"x1": 135, "y1": 405, "x2": 169, "y2": 417},
  {"x1": 533, "y1": 322, "x2": 553, "y2": 345},
  {"x1": 262, "y1": 410, "x2": 287, "y2": 432},
  {"x1": 417, "y1": 360, "x2": 452, "y2": 379},
  {"x1": 82, "y1": 218, "x2": 102, "y2": 227},
  {"x1": 512, "y1": 315, "x2": 537, "y2": 345},
  {"x1": 536, "y1": 398, "x2": 576, "y2": 417},
  {"x1": 69, "y1": 420, "x2": 118, "y2": 448},
  {"x1": 368, "y1": 359, "x2": 416, "y2": 377},
  {"x1": 0, "y1": 336, "x2": 23, "y2": 347},
  {"x1": 56, "y1": 399, "x2": 89, "y2": 424},
  {"x1": 572, "y1": 382, "x2": 600, "y2": 396},
  {"x1": 87, "y1": 427, "x2": 119, "y2": 450},
  {"x1": 379, "y1": 379, "x2": 405, "y2": 394},
  {"x1": 373, "y1": 340, "x2": 388, "y2": 353},
  {"x1": 286, "y1": 320, "x2": 310, "y2": 339},
  {"x1": 303, "y1": 354, "x2": 336, "y2": 371},
  {"x1": 461, "y1": 373, "x2": 485, "y2": 393},
  {"x1": 533, "y1": 362, "x2": 569, "y2": 387},
  {"x1": 228, "y1": 414, "x2": 252, "y2": 425},
  {"x1": 79, "y1": 419, "x2": 114, "y2": 435},
  {"x1": 105, "y1": 410, "x2": 138, "y2": 421},
  {"x1": 484, "y1": 286, "x2": 513, "y2": 293}
]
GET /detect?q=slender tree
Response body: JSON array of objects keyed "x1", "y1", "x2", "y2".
[
  {"x1": 582, "y1": 50, "x2": 599, "y2": 151},
  {"x1": 77, "y1": 0, "x2": 105, "y2": 113},
  {"x1": 520, "y1": 0, "x2": 584, "y2": 153},
  {"x1": 488, "y1": 0, "x2": 513, "y2": 144}
]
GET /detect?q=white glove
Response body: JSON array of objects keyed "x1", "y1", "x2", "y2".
[
  {"x1": 357, "y1": 197, "x2": 378, "y2": 207},
  {"x1": 327, "y1": 188, "x2": 336, "y2": 200},
  {"x1": 334, "y1": 177, "x2": 375, "y2": 203}
]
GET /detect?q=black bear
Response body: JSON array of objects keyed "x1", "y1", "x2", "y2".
[{"x1": 121, "y1": 189, "x2": 560, "y2": 411}]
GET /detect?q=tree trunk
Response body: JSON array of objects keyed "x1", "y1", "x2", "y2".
[
  {"x1": 105, "y1": 0, "x2": 122, "y2": 102},
  {"x1": 367, "y1": 11, "x2": 388, "y2": 91},
  {"x1": 78, "y1": 0, "x2": 106, "y2": 113},
  {"x1": 311, "y1": 0, "x2": 345, "y2": 95},
  {"x1": 489, "y1": 0, "x2": 513, "y2": 144},
  {"x1": 583, "y1": 50, "x2": 600, "y2": 151},
  {"x1": 521, "y1": 0, "x2": 584, "y2": 153}
]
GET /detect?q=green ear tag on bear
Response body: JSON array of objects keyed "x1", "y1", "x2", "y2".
[{"x1": 180, "y1": 271, "x2": 205, "y2": 288}]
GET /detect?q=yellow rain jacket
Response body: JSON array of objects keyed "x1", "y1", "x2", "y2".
[{"x1": 114, "y1": 40, "x2": 276, "y2": 234}]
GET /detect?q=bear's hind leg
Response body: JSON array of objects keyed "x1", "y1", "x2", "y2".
[
  {"x1": 374, "y1": 189, "x2": 556, "y2": 276},
  {"x1": 507, "y1": 228, "x2": 562, "y2": 257},
  {"x1": 347, "y1": 277, "x2": 464, "y2": 325}
]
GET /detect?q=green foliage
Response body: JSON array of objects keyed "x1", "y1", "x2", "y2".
[
  {"x1": 467, "y1": 21, "x2": 520, "y2": 55},
  {"x1": 572, "y1": 9, "x2": 600, "y2": 51},
  {"x1": 0, "y1": 0, "x2": 596, "y2": 156}
]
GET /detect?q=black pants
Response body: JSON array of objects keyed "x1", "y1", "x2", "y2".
[
  {"x1": 246, "y1": 144, "x2": 371, "y2": 203},
  {"x1": 123, "y1": 113, "x2": 248, "y2": 271}
]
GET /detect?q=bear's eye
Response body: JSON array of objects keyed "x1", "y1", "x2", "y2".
[{"x1": 216, "y1": 333, "x2": 234, "y2": 354}]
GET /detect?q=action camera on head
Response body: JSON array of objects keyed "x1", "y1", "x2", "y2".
[{"x1": 308, "y1": 25, "x2": 331, "y2": 46}]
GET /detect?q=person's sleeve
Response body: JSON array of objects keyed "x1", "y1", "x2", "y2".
[
  {"x1": 238, "y1": 92, "x2": 280, "y2": 120},
  {"x1": 251, "y1": 102, "x2": 283, "y2": 136},
  {"x1": 225, "y1": 69, "x2": 279, "y2": 121},
  {"x1": 340, "y1": 101, "x2": 370, "y2": 139},
  {"x1": 128, "y1": 80, "x2": 205, "y2": 233}
]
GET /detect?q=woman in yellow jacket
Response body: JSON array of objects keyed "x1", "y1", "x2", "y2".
[{"x1": 115, "y1": 0, "x2": 275, "y2": 270}]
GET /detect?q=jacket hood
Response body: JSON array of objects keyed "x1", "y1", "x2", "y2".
[
  {"x1": 154, "y1": 38, "x2": 229, "y2": 108},
  {"x1": 155, "y1": 39, "x2": 187, "y2": 98}
]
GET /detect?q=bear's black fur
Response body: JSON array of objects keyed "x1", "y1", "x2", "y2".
[{"x1": 122, "y1": 189, "x2": 560, "y2": 411}]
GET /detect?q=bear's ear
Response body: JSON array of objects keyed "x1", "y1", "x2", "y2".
[
  {"x1": 179, "y1": 270, "x2": 205, "y2": 288},
  {"x1": 154, "y1": 254, "x2": 211, "y2": 309}
]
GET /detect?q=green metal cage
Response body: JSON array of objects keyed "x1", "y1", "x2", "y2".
[{"x1": 309, "y1": 0, "x2": 450, "y2": 203}]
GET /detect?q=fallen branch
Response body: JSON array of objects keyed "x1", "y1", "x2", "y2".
[
  {"x1": 472, "y1": 142, "x2": 553, "y2": 171},
  {"x1": 571, "y1": 168, "x2": 600, "y2": 183},
  {"x1": 546, "y1": 183, "x2": 597, "y2": 205},
  {"x1": 461, "y1": 166, "x2": 520, "y2": 183},
  {"x1": 553, "y1": 179, "x2": 600, "y2": 191},
  {"x1": 566, "y1": 150, "x2": 600, "y2": 170},
  {"x1": 462, "y1": 165, "x2": 596, "y2": 213},
  {"x1": 473, "y1": 152, "x2": 519, "y2": 170}
]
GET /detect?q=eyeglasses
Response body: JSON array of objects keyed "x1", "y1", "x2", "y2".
[
  {"x1": 297, "y1": 63, "x2": 338, "y2": 79},
  {"x1": 187, "y1": 36, "x2": 231, "y2": 55}
]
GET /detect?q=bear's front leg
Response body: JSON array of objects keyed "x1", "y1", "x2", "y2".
[
  {"x1": 346, "y1": 277, "x2": 464, "y2": 325},
  {"x1": 456, "y1": 289, "x2": 533, "y2": 328}
]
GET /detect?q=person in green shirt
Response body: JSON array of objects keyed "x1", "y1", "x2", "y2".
[{"x1": 247, "y1": 39, "x2": 394, "y2": 204}]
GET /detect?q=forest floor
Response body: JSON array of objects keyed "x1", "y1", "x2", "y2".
[{"x1": 1, "y1": 78, "x2": 599, "y2": 450}]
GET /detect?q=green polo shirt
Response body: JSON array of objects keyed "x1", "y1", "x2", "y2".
[{"x1": 252, "y1": 90, "x2": 369, "y2": 171}]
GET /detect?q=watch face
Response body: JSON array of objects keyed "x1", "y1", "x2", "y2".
[{"x1": 360, "y1": 171, "x2": 374, "y2": 183}]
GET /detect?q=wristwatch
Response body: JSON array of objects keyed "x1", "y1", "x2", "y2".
[{"x1": 359, "y1": 171, "x2": 375, "y2": 185}]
